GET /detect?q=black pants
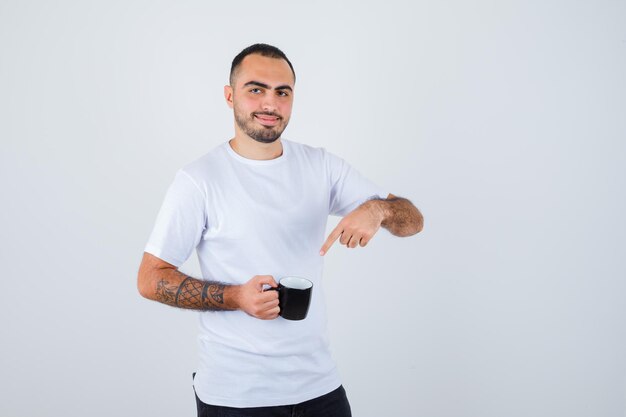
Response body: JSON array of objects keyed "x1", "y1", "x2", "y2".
[{"x1": 193, "y1": 375, "x2": 352, "y2": 417}]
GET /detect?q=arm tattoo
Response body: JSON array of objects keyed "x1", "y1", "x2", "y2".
[
  {"x1": 155, "y1": 271, "x2": 232, "y2": 311},
  {"x1": 155, "y1": 279, "x2": 177, "y2": 305}
]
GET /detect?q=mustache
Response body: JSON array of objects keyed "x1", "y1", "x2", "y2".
[{"x1": 253, "y1": 112, "x2": 281, "y2": 119}]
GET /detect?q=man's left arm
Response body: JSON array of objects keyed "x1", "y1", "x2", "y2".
[{"x1": 319, "y1": 193, "x2": 424, "y2": 256}]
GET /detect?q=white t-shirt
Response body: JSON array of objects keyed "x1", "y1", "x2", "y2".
[{"x1": 144, "y1": 138, "x2": 388, "y2": 407}]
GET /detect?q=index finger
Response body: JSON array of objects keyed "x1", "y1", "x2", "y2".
[
  {"x1": 255, "y1": 275, "x2": 278, "y2": 290},
  {"x1": 319, "y1": 226, "x2": 343, "y2": 256}
]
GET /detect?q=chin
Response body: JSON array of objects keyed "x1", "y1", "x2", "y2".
[{"x1": 253, "y1": 136, "x2": 280, "y2": 144}]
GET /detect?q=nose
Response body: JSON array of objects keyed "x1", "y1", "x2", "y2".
[{"x1": 261, "y1": 94, "x2": 278, "y2": 113}]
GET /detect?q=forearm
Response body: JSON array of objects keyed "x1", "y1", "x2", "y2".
[
  {"x1": 367, "y1": 196, "x2": 424, "y2": 237},
  {"x1": 144, "y1": 268, "x2": 240, "y2": 311}
]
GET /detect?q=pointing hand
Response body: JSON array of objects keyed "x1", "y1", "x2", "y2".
[{"x1": 319, "y1": 201, "x2": 385, "y2": 256}]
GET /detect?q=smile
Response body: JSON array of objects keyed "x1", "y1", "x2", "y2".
[{"x1": 254, "y1": 115, "x2": 280, "y2": 126}]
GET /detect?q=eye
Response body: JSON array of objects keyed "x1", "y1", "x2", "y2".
[
  {"x1": 249, "y1": 88, "x2": 262, "y2": 94},
  {"x1": 277, "y1": 91, "x2": 289, "y2": 97}
]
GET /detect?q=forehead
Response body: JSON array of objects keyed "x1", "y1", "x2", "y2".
[{"x1": 235, "y1": 54, "x2": 294, "y2": 88}]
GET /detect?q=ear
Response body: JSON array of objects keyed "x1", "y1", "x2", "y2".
[{"x1": 224, "y1": 85, "x2": 234, "y2": 109}]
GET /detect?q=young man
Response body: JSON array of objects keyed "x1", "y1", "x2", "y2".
[{"x1": 138, "y1": 43, "x2": 423, "y2": 417}]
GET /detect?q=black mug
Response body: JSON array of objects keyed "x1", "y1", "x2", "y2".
[{"x1": 266, "y1": 276, "x2": 313, "y2": 321}]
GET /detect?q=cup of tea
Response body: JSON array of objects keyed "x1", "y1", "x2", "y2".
[{"x1": 266, "y1": 276, "x2": 313, "y2": 321}]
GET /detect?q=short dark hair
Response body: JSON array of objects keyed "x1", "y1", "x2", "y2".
[{"x1": 229, "y1": 43, "x2": 296, "y2": 87}]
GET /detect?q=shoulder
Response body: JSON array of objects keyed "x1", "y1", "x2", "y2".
[
  {"x1": 179, "y1": 142, "x2": 229, "y2": 180},
  {"x1": 284, "y1": 138, "x2": 323, "y2": 158},
  {"x1": 283, "y1": 138, "x2": 339, "y2": 164},
  {"x1": 168, "y1": 142, "x2": 230, "y2": 196}
]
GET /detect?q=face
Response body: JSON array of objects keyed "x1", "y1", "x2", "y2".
[{"x1": 225, "y1": 54, "x2": 295, "y2": 144}]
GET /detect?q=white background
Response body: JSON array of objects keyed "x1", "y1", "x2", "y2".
[{"x1": 1, "y1": 1, "x2": 625, "y2": 416}]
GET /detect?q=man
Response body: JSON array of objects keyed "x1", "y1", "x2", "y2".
[{"x1": 137, "y1": 43, "x2": 423, "y2": 417}]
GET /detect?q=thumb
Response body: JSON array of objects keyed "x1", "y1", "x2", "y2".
[{"x1": 255, "y1": 275, "x2": 278, "y2": 290}]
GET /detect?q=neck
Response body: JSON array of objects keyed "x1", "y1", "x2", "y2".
[{"x1": 229, "y1": 134, "x2": 283, "y2": 160}]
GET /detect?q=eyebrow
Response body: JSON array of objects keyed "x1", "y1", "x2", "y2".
[{"x1": 242, "y1": 80, "x2": 293, "y2": 92}]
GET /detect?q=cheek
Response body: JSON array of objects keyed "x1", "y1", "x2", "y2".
[
  {"x1": 236, "y1": 96, "x2": 258, "y2": 111},
  {"x1": 279, "y1": 101, "x2": 293, "y2": 117}
]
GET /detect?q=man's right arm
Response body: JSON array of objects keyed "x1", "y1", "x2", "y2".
[{"x1": 137, "y1": 252, "x2": 280, "y2": 319}]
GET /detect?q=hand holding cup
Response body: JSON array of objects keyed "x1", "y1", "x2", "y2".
[{"x1": 236, "y1": 275, "x2": 281, "y2": 320}]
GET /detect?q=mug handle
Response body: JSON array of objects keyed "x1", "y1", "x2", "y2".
[{"x1": 262, "y1": 285, "x2": 280, "y2": 292}]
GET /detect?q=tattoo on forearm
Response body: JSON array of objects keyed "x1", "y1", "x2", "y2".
[
  {"x1": 202, "y1": 283, "x2": 225, "y2": 306},
  {"x1": 154, "y1": 272, "x2": 230, "y2": 311},
  {"x1": 175, "y1": 277, "x2": 204, "y2": 308},
  {"x1": 155, "y1": 279, "x2": 177, "y2": 305}
]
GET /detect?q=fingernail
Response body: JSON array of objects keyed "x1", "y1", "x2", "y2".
[{"x1": 319, "y1": 250, "x2": 324, "y2": 256}]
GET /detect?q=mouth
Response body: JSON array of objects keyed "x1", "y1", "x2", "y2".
[{"x1": 254, "y1": 114, "x2": 280, "y2": 126}]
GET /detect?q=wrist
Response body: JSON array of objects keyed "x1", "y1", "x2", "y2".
[
  {"x1": 365, "y1": 199, "x2": 388, "y2": 225},
  {"x1": 224, "y1": 285, "x2": 242, "y2": 310}
]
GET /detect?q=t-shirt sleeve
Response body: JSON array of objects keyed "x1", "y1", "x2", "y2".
[
  {"x1": 144, "y1": 169, "x2": 207, "y2": 267},
  {"x1": 324, "y1": 149, "x2": 389, "y2": 217}
]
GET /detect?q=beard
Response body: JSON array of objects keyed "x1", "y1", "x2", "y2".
[{"x1": 234, "y1": 107, "x2": 289, "y2": 144}]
